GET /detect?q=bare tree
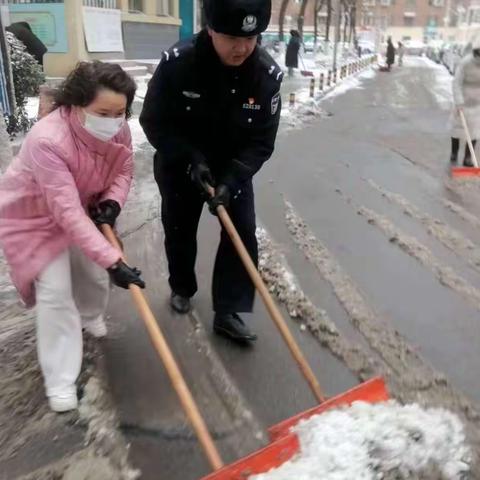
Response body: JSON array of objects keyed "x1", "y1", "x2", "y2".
[
  {"x1": 298, "y1": 0, "x2": 309, "y2": 35},
  {"x1": 279, "y1": 0, "x2": 291, "y2": 42},
  {"x1": 313, "y1": 0, "x2": 325, "y2": 45},
  {"x1": 342, "y1": 1, "x2": 349, "y2": 43},
  {"x1": 349, "y1": 2, "x2": 357, "y2": 43},
  {"x1": 325, "y1": 0, "x2": 332, "y2": 42}
]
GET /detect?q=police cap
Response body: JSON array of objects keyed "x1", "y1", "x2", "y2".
[{"x1": 204, "y1": 0, "x2": 271, "y2": 37}]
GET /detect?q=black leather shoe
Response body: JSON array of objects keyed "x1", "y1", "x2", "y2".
[
  {"x1": 213, "y1": 313, "x2": 257, "y2": 343},
  {"x1": 170, "y1": 293, "x2": 191, "y2": 314},
  {"x1": 464, "y1": 156, "x2": 474, "y2": 167},
  {"x1": 450, "y1": 152, "x2": 458, "y2": 164}
]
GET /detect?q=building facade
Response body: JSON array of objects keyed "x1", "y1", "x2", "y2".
[
  {"x1": 6, "y1": 0, "x2": 182, "y2": 77},
  {"x1": 359, "y1": 0, "x2": 480, "y2": 43}
]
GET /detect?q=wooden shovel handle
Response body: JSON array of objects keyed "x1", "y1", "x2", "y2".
[
  {"x1": 208, "y1": 187, "x2": 326, "y2": 403},
  {"x1": 102, "y1": 225, "x2": 224, "y2": 471},
  {"x1": 459, "y1": 109, "x2": 479, "y2": 168}
]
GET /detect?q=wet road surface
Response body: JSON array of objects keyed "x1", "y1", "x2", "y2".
[{"x1": 105, "y1": 58, "x2": 480, "y2": 478}]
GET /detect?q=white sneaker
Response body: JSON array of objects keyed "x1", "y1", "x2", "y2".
[
  {"x1": 48, "y1": 393, "x2": 78, "y2": 413},
  {"x1": 83, "y1": 316, "x2": 107, "y2": 338}
]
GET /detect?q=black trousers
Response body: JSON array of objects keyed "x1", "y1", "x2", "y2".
[{"x1": 154, "y1": 158, "x2": 258, "y2": 314}]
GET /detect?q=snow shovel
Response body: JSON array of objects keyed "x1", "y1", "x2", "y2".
[
  {"x1": 451, "y1": 108, "x2": 480, "y2": 178},
  {"x1": 200, "y1": 187, "x2": 390, "y2": 479},
  {"x1": 101, "y1": 224, "x2": 224, "y2": 472},
  {"x1": 299, "y1": 54, "x2": 314, "y2": 77}
]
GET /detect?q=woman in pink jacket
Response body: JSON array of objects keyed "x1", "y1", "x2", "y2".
[{"x1": 0, "y1": 61, "x2": 145, "y2": 412}]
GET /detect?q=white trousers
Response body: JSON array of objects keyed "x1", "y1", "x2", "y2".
[{"x1": 34, "y1": 248, "x2": 110, "y2": 397}]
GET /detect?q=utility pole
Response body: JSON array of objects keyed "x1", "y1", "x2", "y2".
[
  {"x1": 332, "y1": 0, "x2": 342, "y2": 71},
  {"x1": 0, "y1": 2, "x2": 12, "y2": 171}
]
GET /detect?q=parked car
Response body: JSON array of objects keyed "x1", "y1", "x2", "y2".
[
  {"x1": 303, "y1": 40, "x2": 315, "y2": 53},
  {"x1": 442, "y1": 42, "x2": 468, "y2": 74},
  {"x1": 403, "y1": 40, "x2": 426, "y2": 56},
  {"x1": 425, "y1": 40, "x2": 444, "y2": 63}
]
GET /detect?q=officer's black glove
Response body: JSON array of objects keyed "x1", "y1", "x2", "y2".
[
  {"x1": 90, "y1": 200, "x2": 121, "y2": 227},
  {"x1": 190, "y1": 160, "x2": 214, "y2": 196},
  {"x1": 108, "y1": 261, "x2": 146, "y2": 289},
  {"x1": 208, "y1": 184, "x2": 230, "y2": 216}
]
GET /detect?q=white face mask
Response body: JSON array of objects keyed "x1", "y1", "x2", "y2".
[{"x1": 83, "y1": 110, "x2": 125, "y2": 141}]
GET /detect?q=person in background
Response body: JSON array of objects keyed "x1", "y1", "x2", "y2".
[
  {"x1": 0, "y1": 61, "x2": 145, "y2": 413},
  {"x1": 397, "y1": 42, "x2": 405, "y2": 67},
  {"x1": 286, "y1": 29, "x2": 301, "y2": 76},
  {"x1": 450, "y1": 38, "x2": 480, "y2": 166},
  {"x1": 386, "y1": 37, "x2": 395, "y2": 71},
  {"x1": 6, "y1": 21, "x2": 47, "y2": 68},
  {"x1": 140, "y1": 0, "x2": 282, "y2": 344}
]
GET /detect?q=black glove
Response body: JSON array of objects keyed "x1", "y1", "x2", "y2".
[
  {"x1": 108, "y1": 261, "x2": 146, "y2": 289},
  {"x1": 90, "y1": 200, "x2": 121, "y2": 227},
  {"x1": 208, "y1": 184, "x2": 230, "y2": 215},
  {"x1": 190, "y1": 160, "x2": 213, "y2": 196}
]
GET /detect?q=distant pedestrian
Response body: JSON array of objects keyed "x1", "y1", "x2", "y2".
[
  {"x1": 450, "y1": 38, "x2": 480, "y2": 166},
  {"x1": 6, "y1": 21, "x2": 47, "y2": 68},
  {"x1": 286, "y1": 29, "x2": 301, "y2": 76},
  {"x1": 386, "y1": 37, "x2": 395, "y2": 71},
  {"x1": 397, "y1": 42, "x2": 405, "y2": 66}
]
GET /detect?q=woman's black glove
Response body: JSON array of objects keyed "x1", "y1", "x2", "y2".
[
  {"x1": 90, "y1": 200, "x2": 121, "y2": 227},
  {"x1": 108, "y1": 261, "x2": 145, "y2": 289}
]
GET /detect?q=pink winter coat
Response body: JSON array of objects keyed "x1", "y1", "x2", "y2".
[{"x1": 0, "y1": 106, "x2": 133, "y2": 307}]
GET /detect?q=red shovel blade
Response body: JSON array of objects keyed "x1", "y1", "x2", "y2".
[
  {"x1": 200, "y1": 433, "x2": 300, "y2": 480},
  {"x1": 451, "y1": 167, "x2": 480, "y2": 178},
  {"x1": 268, "y1": 377, "x2": 389, "y2": 442}
]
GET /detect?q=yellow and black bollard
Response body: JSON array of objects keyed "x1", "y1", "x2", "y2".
[
  {"x1": 327, "y1": 70, "x2": 331, "y2": 87},
  {"x1": 289, "y1": 92, "x2": 295, "y2": 107},
  {"x1": 319, "y1": 72, "x2": 324, "y2": 91},
  {"x1": 309, "y1": 77, "x2": 315, "y2": 98}
]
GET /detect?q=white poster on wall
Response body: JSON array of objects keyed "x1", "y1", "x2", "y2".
[
  {"x1": 82, "y1": 6, "x2": 124, "y2": 53},
  {"x1": 0, "y1": 6, "x2": 10, "y2": 27}
]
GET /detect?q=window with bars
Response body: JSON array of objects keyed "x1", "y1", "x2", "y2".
[
  {"x1": 128, "y1": 0, "x2": 143, "y2": 12},
  {"x1": 468, "y1": 7, "x2": 480, "y2": 24}
]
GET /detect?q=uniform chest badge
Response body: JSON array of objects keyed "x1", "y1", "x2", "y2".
[
  {"x1": 243, "y1": 98, "x2": 261, "y2": 110},
  {"x1": 182, "y1": 91, "x2": 201, "y2": 99}
]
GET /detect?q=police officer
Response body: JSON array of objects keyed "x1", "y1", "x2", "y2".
[{"x1": 140, "y1": 0, "x2": 282, "y2": 343}]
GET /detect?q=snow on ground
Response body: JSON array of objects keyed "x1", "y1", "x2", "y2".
[
  {"x1": 270, "y1": 46, "x2": 364, "y2": 77},
  {"x1": 26, "y1": 96, "x2": 39, "y2": 120},
  {"x1": 420, "y1": 58, "x2": 453, "y2": 109},
  {"x1": 251, "y1": 401, "x2": 471, "y2": 480},
  {"x1": 129, "y1": 116, "x2": 150, "y2": 150},
  {"x1": 280, "y1": 66, "x2": 377, "y2": 132},
  {"x1": 398, "y1": 56, "x2": 452, "y2": 109},
  {"x1": 322, "y1": 68, "x2": 376, "y2": 101},
  {"x1": 134, "y1": 74, "x2": 152, "y2": 101}
]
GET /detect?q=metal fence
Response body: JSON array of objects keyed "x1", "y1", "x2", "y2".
[
  {"x1": 9, "y1": 0, "x2": 118, "y2": 7},
  {"x1": 83, "y1": 0, "x2": 118, "y2": 7},
  {"x1": 8, "y1": 1, "x2": 64, "y2": 4}
]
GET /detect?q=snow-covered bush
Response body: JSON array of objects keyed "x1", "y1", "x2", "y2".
[{"x1": 4, "y1": 31, "x2": 45, "y2": 136}]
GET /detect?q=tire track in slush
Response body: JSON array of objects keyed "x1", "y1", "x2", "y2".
[
  {"x1": 282, "y1": 201, "x2": 480, "y2": 465},
  {"x1": 256, "y1": 227, "x2": 380, "y2": 383},
  {"x1": 352, "y1": 200, "x2": 480, "y2": 314},
  {"x1": 366, "y1": 179, "x2": 480, "y2": 271},
  {"x1": 442, "y1": 199, "x2": 480, "y2": 231}
]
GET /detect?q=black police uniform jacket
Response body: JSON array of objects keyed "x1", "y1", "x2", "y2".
[{"x1": 140, "y1": 29, "x2": 283, "y2": 193}]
